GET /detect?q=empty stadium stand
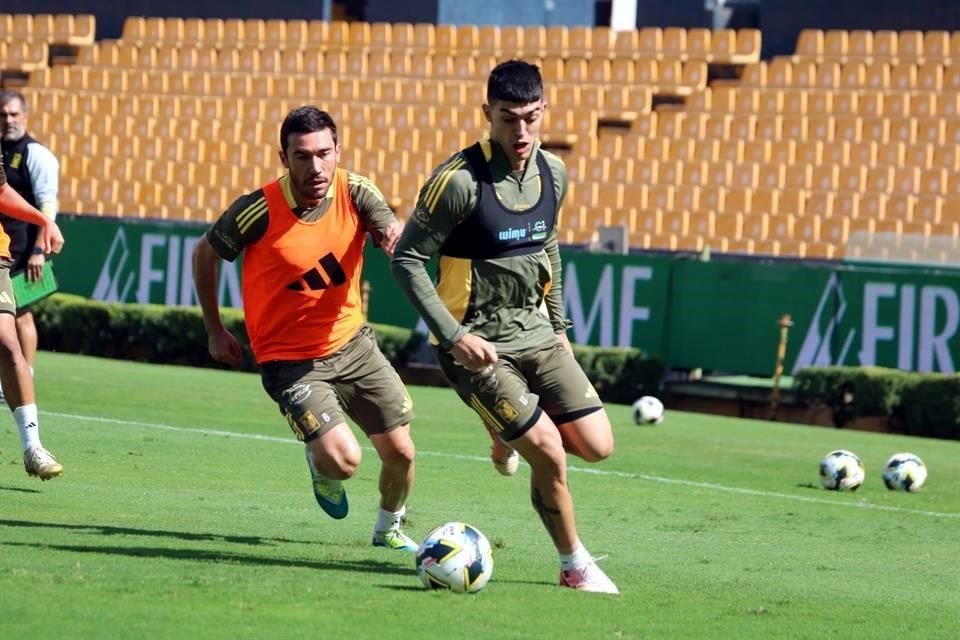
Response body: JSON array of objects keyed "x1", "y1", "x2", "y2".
[{"x1": 5, "y1": 13, "x2": 956, "y2": 263}]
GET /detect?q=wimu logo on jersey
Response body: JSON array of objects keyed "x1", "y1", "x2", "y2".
[
  {"x1": 496, "y1": 220, "x2": 547, "y2": 242},
  {"x1": 792, "y1": 273, "x2": 960, "y2": 373},
  {"x1": 93, "y1": 228, "x2": 242, "y2": 308}
]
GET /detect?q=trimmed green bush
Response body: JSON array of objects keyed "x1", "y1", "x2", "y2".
[
  {"x1": 794, "y1": 366, "x2": 920, "y2": 427},
  {"x1": 899, "y1": 376, "x2": 960, "y2": 440},
  {"x1": 573, "y1": 345, "x2": 665, "y2": 404},
  {"x1": 33, "y1": 294, "x2": 409, "y2": 373},
  {"x1": 795, "y1": 365, "x2": 960, "y2": 440},
  {"x1": 34, "y1": 294, "x2": 665, "y2": 404}
]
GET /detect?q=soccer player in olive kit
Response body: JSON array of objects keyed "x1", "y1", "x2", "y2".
[
  {"x1": 193, "y1": 106, "x2": 418, "y2": 551},
  {"x1": 392, "y1": 60, "x2": 619, "y2": 593}
]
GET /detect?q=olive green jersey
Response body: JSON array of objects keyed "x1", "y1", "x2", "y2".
[{"x1": 392, "y1": 139, "x2": 570, "y2": 353}]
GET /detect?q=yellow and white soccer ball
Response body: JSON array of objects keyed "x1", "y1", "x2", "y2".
[
  {"x1": 819, "y1": 449, "x2": 865, "y2": 491},
  {"x1": 632, "y1": 396, "x2": 665, "y2": 425},
  {"x1": 882, "y1": 452, "x2": 927, "y2": 492}
]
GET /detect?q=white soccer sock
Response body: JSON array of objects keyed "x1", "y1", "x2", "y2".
[
  {"x1": 14, "y1": 403, "x2": 41, "y2": 452},
  {"x1": 559, "y1": 542, "x2": 592, "y2": 570},
  {"x1": 375, "y1": 506, "x2": 405, "y2": 532}
]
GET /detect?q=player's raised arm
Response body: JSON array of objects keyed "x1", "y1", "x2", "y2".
[{"x1": 0, "y1": 172, "x2": 63, "y2": 254}]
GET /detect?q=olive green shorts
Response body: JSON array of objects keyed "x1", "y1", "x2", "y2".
[
  {"x1": 0, "y1": 262, "x2": 15, "y2": 316},
  {"x1": 260, "y1": 325, "x2": 414, "y2": 442},
  {"x1": 436, "y1": 340, "x2": 603, "y2": 441}
]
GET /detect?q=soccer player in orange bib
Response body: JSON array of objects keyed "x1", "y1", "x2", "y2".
[
  {"x1": 0, "y1": 164, "x2": 65, "y2": 480},
  {"x1": 193, "y1": 107, "x2": 417, "y2": 551}
]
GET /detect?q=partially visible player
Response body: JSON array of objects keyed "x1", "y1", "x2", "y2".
[
  {"x1": 0, "y1": 164, "x2": 65, "y2": 479},
  {"x1": 0, "y1": 90, "x2": 60, "y2": 378},
  {"x1": 392, "y1": 60, "x2": 618, "y2": 593},
  {"x1": 193, "y1": 106, "x2": 418, "y2": 551}
]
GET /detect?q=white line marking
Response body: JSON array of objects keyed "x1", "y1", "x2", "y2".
[{"x1": 47, "y1": 411, "x2": 960, "y2": 520}]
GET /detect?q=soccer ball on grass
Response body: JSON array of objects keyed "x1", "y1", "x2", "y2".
[
  {"x1": 819, "y1": 449, "x2": 865, "y2": 491},
  {"x1": 882, "y1": 452, "x2": 927, "y2": 492},
  {"x1": 415, "y1": 521, "x2": 494, "y2": 593},
  {"x1": 632, "y1": 396, "x2": 665, "y2": 425}
]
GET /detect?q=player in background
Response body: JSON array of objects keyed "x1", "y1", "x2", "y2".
[
  {"x1": 193, "y1": 106, "x2": 418, "y2": 551},
  {"x1": 0, "y1": 164, "x2": 65, "y2": 479},
  {"x1": 392, "y1": 60, "x2": 619, "y2": 593}
]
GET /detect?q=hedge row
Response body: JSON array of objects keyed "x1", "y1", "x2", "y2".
[
  {"x1": 34, "y1": 294, "x2": 663, "y2": 404},
  {"x1": 795, "y1": 366, "x2": 960, "y2": 439}
]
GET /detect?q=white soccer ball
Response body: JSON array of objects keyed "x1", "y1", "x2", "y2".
[
  {"x1": 415, "y1": 522, "x2": 494, "y2": 593},
  {"x1": 882, "y1": 452, "x2": 927, "y2": 492},
  {"x1": 819, "y1": 449, "x2": 865, "y2": 491},
  {"x1": 632, "y1": 396, "x2": 665, "y2": 425}
]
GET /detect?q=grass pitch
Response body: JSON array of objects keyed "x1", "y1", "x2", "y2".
[{"x1": 1, "y1": 353, "x2": 958, "y2": 639}]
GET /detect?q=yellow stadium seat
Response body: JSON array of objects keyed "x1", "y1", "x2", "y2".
[
  {"x1": 915, "y1": 195, "x2": 942, "y2": 224},
  {"x1": 715, "y1": 213, "x2": 744, "y2": 241},
  {"x1": 873, "y1": 30, "x2": 898, "y2": 60},
  {"x1": 681, "y1": 61, "x2": 709, "y2": 94},
  {"x1": 635, "y1": 27, "x2": 660, "y2": 59},
  {"x1": 822, "y1": 29, "x2": 849, "y2": 60},
  {"x1": 499, "y1": 25, "x2": 524, "y2": 56},
  {"x1": 592, "y1": 26, "x2": 615, "y2": 57},
  {"x1": 905, "y1": 143, "x2": 933, "y2": 169},
  {"x1": 886, "y1": 194, "x2": 916, "y2": 220},
  {"x1": 742, "y1": 213, "x2": 769, "y2": 240},
  {"x1": 630, "y1": 207, "x2": 663, "y2": 235},
  {"x1": 662, "y1": 27, "x2": 686, "y2": 59},
  {"x1": 820, "y1": 217, "x2": 850, "y2": 246},
  {"x1": 709, "y1": 138, "x2": 739, "y2": 163},
  {"x1": 891, "y1": 167, "x2": 920, "y2": 194},
  {"x1": 795, "y1": 29, "x2": 824, "y2": 60},
  {"x1": 709, "y1": 29, "x2": 736, "y2": 63},
  {"x1": 740, "y1": 62, "x2": 766, "y2": 87},
  {"x1": 847, "y1": 141, "x2": 874, "y2": 165},
  {"x1": 285, "y1": 19, "x2": 308, "y2": 47},
  {"x1": 688, "y1": 210, "x2": 715, "y2": 236},
  {"x1": 674, "y1": 184, "x2": 700, "y2": 211},
  {"x1": 834, "y1": 165, "x2": 865, "y2": 192},
  {"x1": 723, "y1": 187, "x2": 752, "y2": 214},
  {"x1": 686, "y1": 28, "x2": 711, "y2": 60},
  {"x1": 924, "y1": 30, "x2": 950, "y2": 60},
  {"x1": 897, "y1": 30, "x2": 923, "y2": 62},
  {"x1": 662, "y1": 209, "x2": 688, "y2": 235},
  {"x1": 766, "y1": 58, "x2": 793, "y2": 88},
  {"x1": 568, "y1": 26, "x2": 591, "y2": 55},
  {"x1": 544, "y1": 25, "x2": 568, "y2": 57},
  {"x1": 861, "y1": 116, "x2": 890, "y2": 143},
  {"x1": 859, "y1": 192, "x2": 886, "y2": 218},
  {"x1": 735, "y1": 29, "x2": 762, "y2": 63},
  {"x1": 847, "y1": 30, "x2": 873, "y2": 60},
  {"x1": 433, "y1": 24, "x2": 457, "y2": 54},
  {"x1": 863, "y1": 61, "x2": 890, "y2": 89},
  {"x1": 944, "y1": 196, "x2": 960, "y2": 220},
  {"x1": 768, "y1": 213, "x2": 797, "y2": 242},
  {"x1": 867, "y1": 166, "x2": 895, "y2": 192}
]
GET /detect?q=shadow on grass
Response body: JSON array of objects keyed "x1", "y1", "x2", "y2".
[
  {"x1": 0, "y1": 518, "x2": 311, "y2": 546},
  {"x1": 378, "y1": 577, "x2": 553, "y2": 592},
  {"x1": 2, "y1": 540, "x2": 412, "y2": 576},
  {"x1": 0, "y1": 486, "x2": 41, "y2": 494}
]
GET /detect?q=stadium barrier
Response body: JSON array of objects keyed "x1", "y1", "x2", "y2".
[{"x1": 54, "y1": 215, "x2": 960, "y2": 377}]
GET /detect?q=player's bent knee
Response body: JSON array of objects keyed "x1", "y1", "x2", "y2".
[{"x1": 372, "y1": 428, "x2": 415, "y2": 467}]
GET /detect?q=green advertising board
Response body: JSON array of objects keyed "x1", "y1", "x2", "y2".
[{"x1": 54, "y1": 216, "x2": 960, "y2": 376}]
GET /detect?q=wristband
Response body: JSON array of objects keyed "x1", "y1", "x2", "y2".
[{"x1": 31, "y1": 246, "x2": 44, "y2": 255}]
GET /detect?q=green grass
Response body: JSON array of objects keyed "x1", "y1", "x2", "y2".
[{"x1": 1, "y1": 352, "x2": 959, "y2": 639}]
